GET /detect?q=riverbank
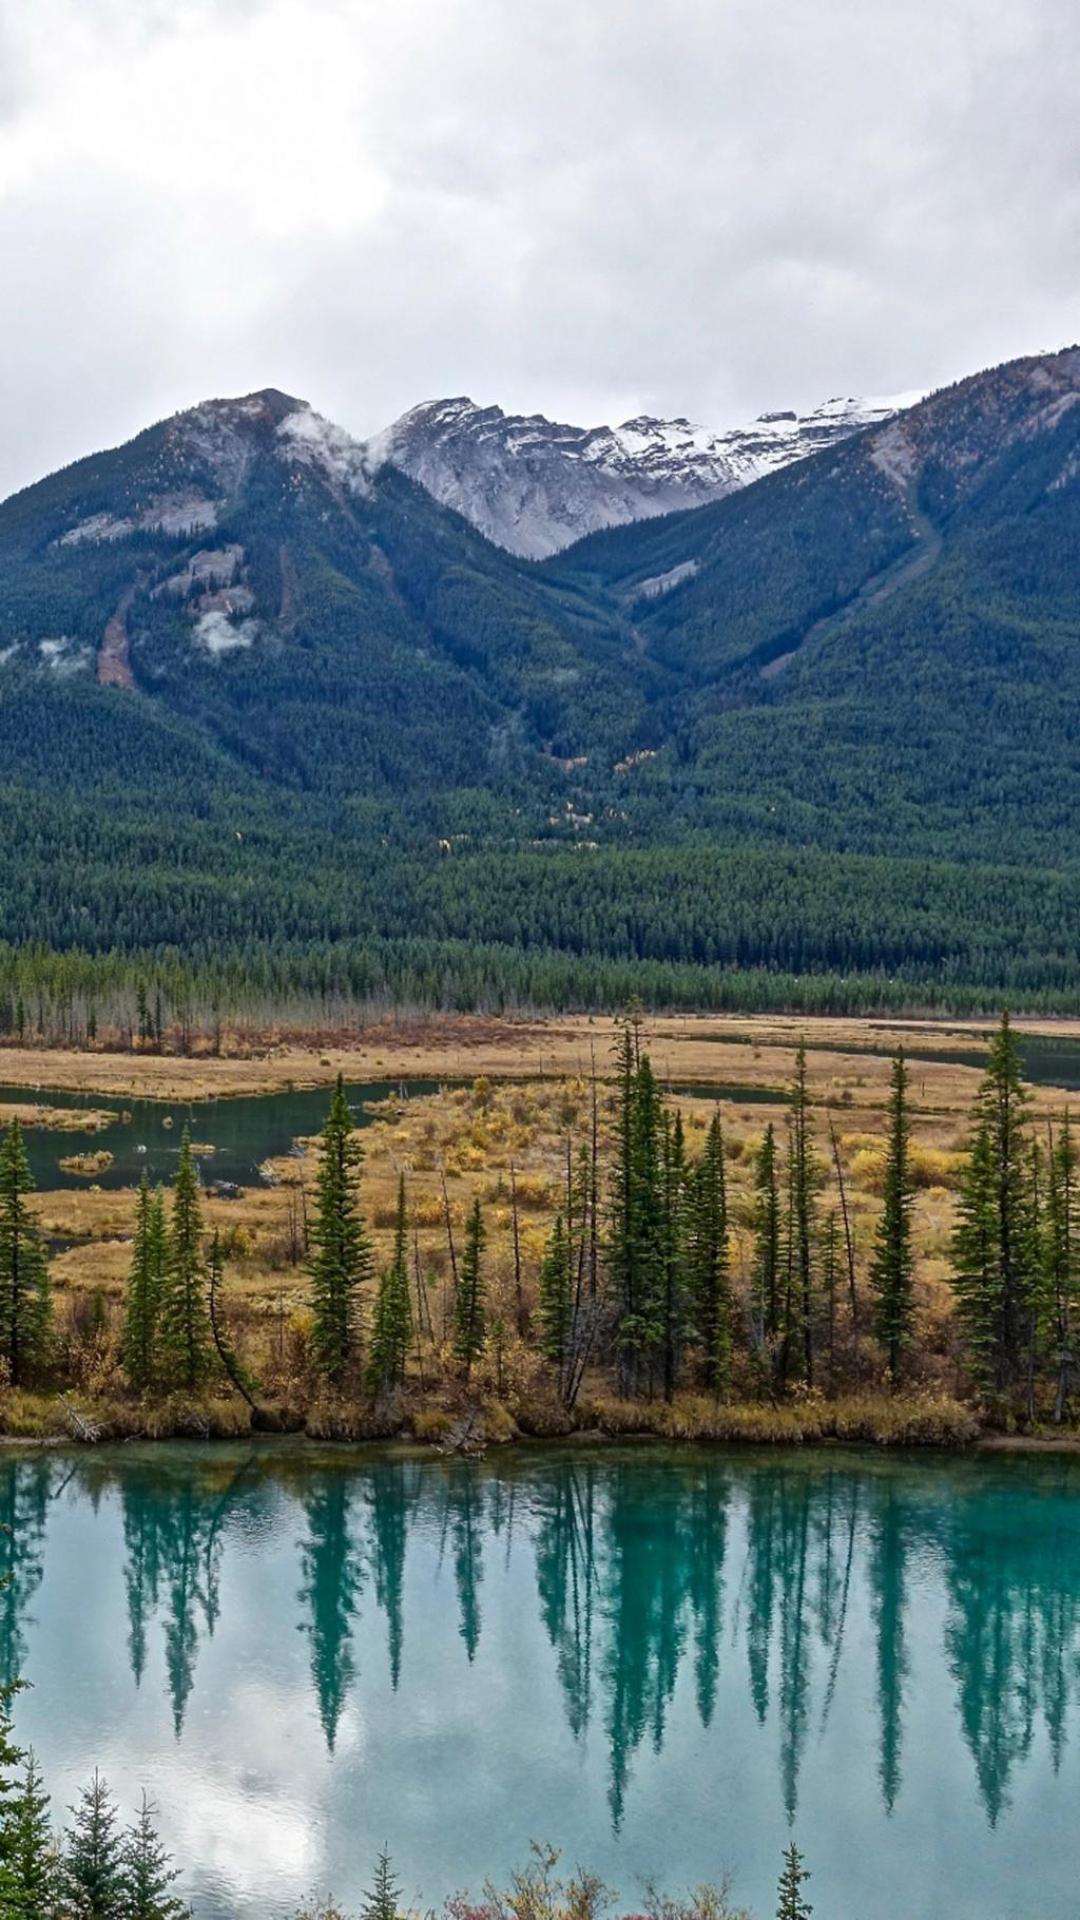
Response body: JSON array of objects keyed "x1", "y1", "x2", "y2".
[
  {"x1": 0, "y1": 1384, "x2": 999, "y2": 1450},
  {"x1": 0, "y1": 1005, "x2": 1072, "y2": 1101}
]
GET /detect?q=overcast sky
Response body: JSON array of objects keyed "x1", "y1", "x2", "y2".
[{"x1": 1, "y1": 0, "x2": 1078, "y2": 497}]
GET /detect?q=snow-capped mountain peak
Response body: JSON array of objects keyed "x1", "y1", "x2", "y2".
[{"x1": 376, "y1": 390, "x2": 922, "y2": 557}]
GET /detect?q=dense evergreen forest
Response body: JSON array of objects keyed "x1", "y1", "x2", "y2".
[{"x1": 3, "y1": 353, "x2": 1080, "y2": 1028}]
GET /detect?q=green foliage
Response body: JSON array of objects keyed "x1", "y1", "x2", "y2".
[
  {"x1": 2, "y1": 1750, "x2": 57, "y2": 1918},
  {"x1": 0, "y1": 1121, "x2": 50, "y2": 1388},
  {"x1": 120, "y1": 1793, "x2": 188, "y2": 1920},
  {"x1": 951, "y1": 1014, "x2": 1036, "y2": 1395},
  {"x1": 121, "y1": 1177, "x2": 165, "y2": 1393},
  {"x1": 159, "y1": 1130, "x2": 212, "y2": 1393},
  {"x1": 62, "y1": 1771, "x2": 125, "y2": 1920},
  {"x1": 454, "y1": 1198, "x2": 487, "y2": 1380},
  {"x1": 538, "y1": 1214, "x2": 573, "y2": 1384},
  {"x1": 360, "y1": 1848, "x2": 401, "y2": 1920},
  {"x1": 775, "y1": 1842, "x2": 812, "y2": 1920},
  {"x1": 367, "y1": 1178, "x2": 412, "y2": 1398},
  {"x1": 308, "y1": 1079, "x2": 373, "y2": 1384},
  {"x1": 869, "y1": 1054, "x2": 916, "y2": 1383},
  {"x1": 689, "y1": 1112, "x2": 731, "y2": 1394}
]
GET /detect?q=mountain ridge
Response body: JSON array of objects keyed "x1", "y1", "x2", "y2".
[{"x1": 375, "y1": 388, "x2": 919, "y2": 557}]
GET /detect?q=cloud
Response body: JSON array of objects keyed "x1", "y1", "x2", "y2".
[{"x1": 1, "y1": 0, "x2": 1079, "y2": 496}]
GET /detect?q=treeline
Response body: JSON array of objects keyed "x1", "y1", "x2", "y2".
[{"x1": 7, "y1": 932, "x2": 1080, "y2": 1057}]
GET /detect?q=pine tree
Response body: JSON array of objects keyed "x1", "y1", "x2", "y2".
[
  {"x1": 62, "y1": 1771, "x2": 125, "y2": 1920},
  {"x1": 454, "y1": 1198, "x2": 487, "y2": 1380},
  {"x1": 121, "y1": 1792, "x2": 188, "y2": 1920},
  {"x1": 538, "y1": 1213, "x2": 572, "y2": 1387},
  {"x1": 122, "y1": 1176, "x2": 165, "y2": 1393},
  {"x1": 752, "y1": 1123, "x2": 781, "y2": 1350},
  {"x1": 869, "y1": 1052, "x2": 916, "y2": 1384},
  {"x1": 0, "y1": 1121, "x2": 50, "y2": 1388},
  {"x1": 776, "y1": 1842, "x2": 812, "y2": 1920},
  {"x1": 361, "y1": 1848, "x2": 401, "y2": 1920},
  {"x1": 689, "y1": 1110, "x2": 731, "y2": 1395},
  {"x1": 367, "y1": 1176, "x2": 412, "y2": 1398},
  {"x1": 2, "y1": 1751, "x2": 56, "y2": 1918},
  {"x1": 951, "y1": 1013, "x2": 1034, "y2": 1396},
  {"x1": 159, "y1": 1130, "x2": 212, "y2": 1393},
  {"x1": 308, "y1": 1079, "x2": 372, "y2": 1383}
]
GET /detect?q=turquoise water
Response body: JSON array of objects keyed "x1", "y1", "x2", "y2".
[{"x1": 6, "y1": 1444, "x2": 1080, "y2": 1918}]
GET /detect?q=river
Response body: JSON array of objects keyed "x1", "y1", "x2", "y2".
[{"x1": 5, "y1": 1443, "x2": 1079, "y2": 1918}]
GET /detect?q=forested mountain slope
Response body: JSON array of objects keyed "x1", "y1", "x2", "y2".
[{"x1": 2, "y1": 351, "x2": 1080, "y2": 1018}]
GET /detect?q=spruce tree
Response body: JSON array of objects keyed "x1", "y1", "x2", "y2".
[
  {"x1": 869, "y1": 1052, "x2": 916, "y2": 1384},
  {"x1": 951, "y1": 1013, "x2": 1034, "y2": 1396},
  {"x1": 121, "y1": 1792, "x2": 188, "y2": 1920},
  {"x1": 789, "y1": 1043, "x2": 818, "y2": 1386},
  {"x1": 454, "y1": 1198, "x2": 487, "y2": 1380},
  {"x1": 361, "y1": 1848, "x2": 401, "y2": 1920},
  {"x1": 0, "y1": 1121, "x2": 50, "y2": 1388},
  {"x1": 367, "y1": 1176, "x2": 412, "y2": 1398},
  {"x1": 538, "y1": 1213, "x2": 572, "y2": 1387},
  {"x1": 122, "y1": 1176, "x2": 165, "y2": 1393},
  {"x1": 752, "y1": 1123, "x2": 781, "y2": 1348},
  {"x1": 62, "y1": 1771, "x2": 125, "y2": 1920},
  {"x1": 1042, "y1": 1114, "x2": 1078, "y2": 1422},
  {"x1": 659, "y1": 1109, "x2": 688, "y2": 1402},
  {"x1": 3, "y1": 1751, "x2": 56, "y2": 1918},
  {"x1": 308, "y1": 1079, "x2": 372, "y2": 1383},
  {"x1": 608, "y1": 1029, "x2": 667, "y2": 1397},
  {"x1": 776, "y1": 1842, "x2": 812, "y2": 1920},
  {"x1": 159, "y1": 1130, "x2": 212, "y2": 1393},
  {"x1": 689, "y1": 1110, "x2": 731, "y2": 1395}
]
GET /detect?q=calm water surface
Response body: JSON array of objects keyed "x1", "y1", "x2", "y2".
[
  {"x1": 0, "y1": 1080, "x2": 440, "y2": 1191},
  {"x1": 6, "y1": 1444, "x2": 1080, "y2": 1918}
]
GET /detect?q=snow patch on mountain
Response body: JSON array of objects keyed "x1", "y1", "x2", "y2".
[
  {"x1": 277, "y1": 406, "x2": 372, "y2": 495},
  {"x1": 378, "y1": 390, "x2": 923, "y2": 557},
  {"x1": 193, "y1": 610, "x2": 259, "y2": 656}
]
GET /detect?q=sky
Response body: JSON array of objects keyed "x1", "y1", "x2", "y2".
[{"x1": 1, "y1": 0, "x2": 1078, "y2": 498}]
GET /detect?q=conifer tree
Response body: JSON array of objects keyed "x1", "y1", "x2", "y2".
[
  {"x1": 752, "y1": 1123, "x2": 781, "y2": 1349},
  {"x1": 689, "y1": 1111, "x2": 731, "y2": 1395},
  {"x1": 869, "y1": 1052, "x2": 916, "y2": 1384},
  {"x1": 0, "y1": 1120, "x2": 51, "y2": 1388},
  {"x1": 951, "y1": 1013, "x2": 1034, "y2": 1396},
  {"x1": 361, "y1": 1848, "x2": 401, "y2": 1920},
  {"x1": 159, "y1": 1130, "x2": 212, "y2": 1393},
  {"x1": 122, "y1": 1176, "x2": 165, "y2": 1392},
  {"x1": 367, "y1": 1176, "x2": 412, "y2": 1398},
  {"x1": 776, "y1": 1842, "x2": 812, "y2": 1920},
  {"x1": 454, "y1": 1198, "x2": 487, "y2": 1380},
  {"x1": 3, "y1": 1750, "x2": 56, "y2": 1918},
  {"x1": 121, "y1": 1792, "x2": 188, "y2": 1920},
  {"x1": 608, "y1": 1026, "x2": 666, "y2": 1396},
  {"x1": 659, "y1": 1109, "x2": 688, "y2": 1402},
  {"x1": 308, "y1": 1079, "x2": 372, "y2": 1383},
  {"x1": 1042, "y1": 1114, "x2": 1078, "y2": 1422},
  {"x1": 538, "y1": 1213, "x2": 573, "y2": 1387},
  {"x1": 62, "y1": 1771, "x2": 125, "y2": 1920},
  {"x1": 789, "y1": 1043, "x2": 818, "y2": 1386}
]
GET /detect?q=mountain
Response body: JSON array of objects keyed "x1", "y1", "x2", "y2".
[
  {"x1": 3, "y1": 349, "x2": 1080, "y2": 1014},
  {"x1": 376, "y1": 391, "x2": 916, "y2": 558}
]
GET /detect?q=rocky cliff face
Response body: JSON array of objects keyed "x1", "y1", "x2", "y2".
[{"x1": 375, "y1": 390, "x2": 920, "y2": 557}]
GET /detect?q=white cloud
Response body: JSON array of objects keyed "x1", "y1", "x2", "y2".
[{"x1": 0, "y1": 0, "x2": 1079, "y2": 496}]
